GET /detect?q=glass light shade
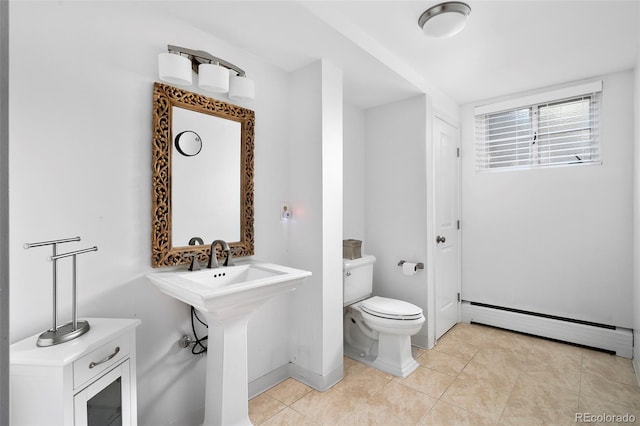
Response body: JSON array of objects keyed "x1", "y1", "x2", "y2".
[
  {"x1": 198, "y1": 63, "x2": 230, "y2": 93},
  {"x1": 158, "y1": 53, "x2": 192, "y2": 86},
  {"x1": 422, "y1": 11, "x2": 468, "y2": 38},
  {"x1": 228, "y1": 75, "x2": 255, "y2": 101}
]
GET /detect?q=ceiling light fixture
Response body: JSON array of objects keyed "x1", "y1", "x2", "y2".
[
  {"x1": 418, "y1": 2, "x2": 471, "y2": 38},
  {"x1": 158, "y1": 45, "x2": 255, "y2": 101}
]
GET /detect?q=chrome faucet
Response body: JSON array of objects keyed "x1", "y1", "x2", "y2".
[{"x1": 207, "y1": 239, "x2": 234, "y2": 268}]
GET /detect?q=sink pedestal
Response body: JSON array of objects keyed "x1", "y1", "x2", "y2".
[
  {"x1": 203, "y1": 311, "x2": 252, "y2": 426},
  {"x1": 145, "y1": 262, "x2": 312, "y2": 426}
]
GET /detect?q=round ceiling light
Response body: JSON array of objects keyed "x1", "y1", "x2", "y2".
[{"x1": 418, "y1": 2, "x2": 471, "y2": 38}]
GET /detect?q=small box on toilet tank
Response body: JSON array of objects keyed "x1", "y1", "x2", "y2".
[{"x1": 343, "y1": 239, "x2": 362, "y2": 260}]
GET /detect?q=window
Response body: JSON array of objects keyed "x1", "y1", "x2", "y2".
[{"x1": 475, "y1": 81, "x2": 602, "y2": 171}]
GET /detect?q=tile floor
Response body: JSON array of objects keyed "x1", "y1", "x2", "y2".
[{"x1": 248, "y1": 323, "x2": 640, "y2": 425}]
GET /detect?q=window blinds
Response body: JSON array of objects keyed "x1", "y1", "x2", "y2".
[{"x1": 475, "y1": 81, "x2": 602, "y2": 171}]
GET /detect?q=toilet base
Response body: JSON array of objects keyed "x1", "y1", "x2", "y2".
[
  {"x1": 344, "y1": 335, "x2": 420, "y2": 378},
  {"x1": 373, "y1": 333, "x2": 420, "y2": 378},
  {"x1": 344, "y1": 307, "x2": 421, "y2": 378}
]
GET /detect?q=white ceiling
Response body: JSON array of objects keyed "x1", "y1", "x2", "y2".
[{"x1": 150, "y1": 0, "x2": 639, "y2": 109}]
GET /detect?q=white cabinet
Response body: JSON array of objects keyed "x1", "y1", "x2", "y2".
[{"x1": 10, "y1": 318, "x2": 141, "y2": 426}]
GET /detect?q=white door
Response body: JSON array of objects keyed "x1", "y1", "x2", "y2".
[{"x1": 434, "y1": 117, "x2": 461, "y2": 340}]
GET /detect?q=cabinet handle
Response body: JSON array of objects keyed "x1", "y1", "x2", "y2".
[{"x1": 89, "y1": 346, "x2": 120, "y2": 369}]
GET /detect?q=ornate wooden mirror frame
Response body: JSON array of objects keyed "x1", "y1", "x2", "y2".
[{"x1": 151, "y1": 82, "x2": 255, "y2": 267}]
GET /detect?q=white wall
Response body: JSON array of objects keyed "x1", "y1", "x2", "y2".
[
  {"x1": 633, "y1": 41, "x2": 640, "y2": 377},
  {"x1": 10, "y1": 3, "x2": 295, "y2": 425},
  {"x1": 364, "y1": 95, "x2": 431, "y2": 347},
  {"x1": 320, "y1": 61, "x2": 345, "y2": 378},
  {"x1": 0, "y1": 0, "x2": 8, "y2": 422},
  {"x1": 461, "y1": 71, "x2": 634, "y2": 328},
  {"x1": 343, "y1": 102, "x2": 366, "y2": 243},
  {"x1": 288, "y1": 60, "x2": 344, "y2": 389}
]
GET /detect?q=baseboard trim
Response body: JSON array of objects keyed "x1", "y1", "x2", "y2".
[
  {"x1": 461, "y1": 301, "x2": 633, "y2": 358},
  {"x1": 248, "y1": 363, "x2": 291, "y2": 399},
  {"x1": 248, "y1": 361, "x2": 344, "y2": 398},
  {"x1": 288, "y1": 362, "x2": 343, "y2": 392}
]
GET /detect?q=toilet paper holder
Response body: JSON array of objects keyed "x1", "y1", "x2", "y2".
[{"x1": 397, "y1": 260, "x2": 424, "y2": 270}]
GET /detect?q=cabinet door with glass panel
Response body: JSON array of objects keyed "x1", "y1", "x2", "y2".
[{"x1": 74, "y1": 360, "x2": 132, "y2": 426}]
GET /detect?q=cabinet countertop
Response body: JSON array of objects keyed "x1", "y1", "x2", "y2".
[{"x1": 10, "y1": 317, "x2": 142, "y2": 367}]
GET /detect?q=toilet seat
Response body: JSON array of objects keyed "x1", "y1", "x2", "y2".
[{"x1": 361, "y1": 296, "x2": 423, "y2": 321}]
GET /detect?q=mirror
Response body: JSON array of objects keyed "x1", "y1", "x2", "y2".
[
  {"x1": 152, "y1": 82, "x2": 255, "y2": 267},
  {"x1": 172, "y1": 107, "x2": 241, "y2": 245}
]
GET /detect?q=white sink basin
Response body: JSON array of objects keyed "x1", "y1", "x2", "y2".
[
  {"x1": 147, "y1": 262, "x2": 311, "y2": 320},
  {"x1": 146, "y1": 261, "x2": 311, "y2": 425}
]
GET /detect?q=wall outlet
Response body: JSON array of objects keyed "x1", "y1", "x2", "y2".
[{"x1": 281, "y1": 202, "x2": 291, "y2": 220}]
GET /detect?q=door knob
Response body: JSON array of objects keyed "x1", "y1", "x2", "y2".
[{"x1": 436, "y1": 235, "x2": 446, "y2": 244}]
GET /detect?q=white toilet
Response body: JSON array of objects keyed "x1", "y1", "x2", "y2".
[{"x1": 343, "y1": 255, "x2": 425, "y2": 378}]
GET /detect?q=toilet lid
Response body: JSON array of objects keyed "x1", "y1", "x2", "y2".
[{"x1": 361, "y1": 296, "x2": 423, "y2": 320}]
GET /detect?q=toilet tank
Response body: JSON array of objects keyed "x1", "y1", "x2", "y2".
[{"x1": 343, "y1": 255, "x2": 376, "y2": 306}]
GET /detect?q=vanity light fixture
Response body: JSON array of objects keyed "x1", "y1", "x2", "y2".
[
  {"x1": 158, "y1": 45, "x2": 255, "y2": 100},
  {"x1": 418, "y1": 2, "x2": 471, "y2": 38},
  {"x1": 158, "y1": 51, "x2": 192, "y2": 86}
]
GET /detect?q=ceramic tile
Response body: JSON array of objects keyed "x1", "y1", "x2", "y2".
[
  {"x1": 249, "y1": 393, "x2": 287, "y2": 425},
  {"x1": 419, "y1": 400, "x2": 496, "y2": 425},
  {"x1": 394, "y1": 365, "x2": 456, "y2": 399},
  {"x1": 581, "y1": 373, "x2": 640, "y2": 410},
  {"x1": 525, "y1": 343, "x2": 582, "y2": 374},
  {"x1": 333, "y1": 362, "x2": 392, "y2": 402},
  {"x1": 582, "y1": 349, "x2": 638, "y2": 386},
  {"x1": 251, "y1": 325, "x2": 640, "y2": 426},
  {"x1": 530, "y1": 337, "x2": 584, "y2": 360},
  {"x1": 433, "y1": 333, "x2": 480, "y2": 362},
  {"x1": 290, "y1": 387, "x2": 361, "y2": 425},
  {"x1": 482, "y1": 328, "x2": 534, "y2": 359},
  {"x1": 509, "y1": 374, "x2": 580, "y2": 411},
  {"x1": 516, "y1": 369, "x2": 581, "y2": 396},
  {"x1": 346, "y1": 381, "x2": 436, "y2": 425},
  {"x1": 459, "y1": 356, "x2": 520, "y2": 391},
  {"x1": 445, "y1": 323, "x2": 498, "y2": 347},
  {"x1": 265, "y1": 378, "x2": 313, "y2": 406},
  {"x1": 343, "y1": 356, "x2": 357, "y2": 370},
  {"x1": 499, "y1": 399, "x2": 577, "y2": 425},
  {"x1": 578, "y1": 393, "x2": 640, "y2": 424},
  {"x1": 416, "y1": 349, "x2": 468, "y2": 376},
  {"x1": 261, "y1": 407, "x2": 318, "y2": 426},
  {"x1": 440, "y1": 374, "x2": 512, "y2": 421},
  {"x1": 338, "y1": 401, "x2": 411, "y2": 426},
  {"x1": 346, "y1": 359, "x2": 395, "y2": 381},
  {"x1": 500, "y1": 375, "x2": 580, "y2": 425},
  {"x1": 472, "y1": 347, "x2": 528, "y2": 375}
]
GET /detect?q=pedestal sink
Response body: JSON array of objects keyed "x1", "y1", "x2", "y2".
[{"x1": 147, "y1": 262, "x2": 311, "y2": 426}]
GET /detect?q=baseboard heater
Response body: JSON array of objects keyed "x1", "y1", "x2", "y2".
[{"x1": 461, "y1": 301, "x2": 633, "y2": 359}]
